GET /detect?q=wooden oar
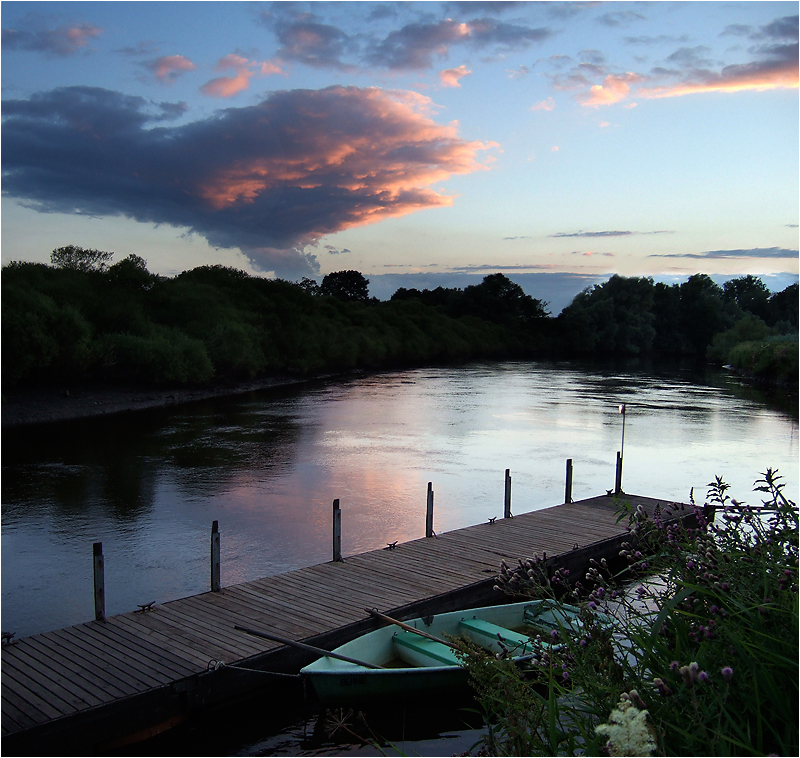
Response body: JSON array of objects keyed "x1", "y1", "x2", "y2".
[
  {"x1": 234, "y1": 625, "x2": 384, "y2": 669},
  {"x1": 365, "y1": 608, "x2": 459, "y2": 650}
]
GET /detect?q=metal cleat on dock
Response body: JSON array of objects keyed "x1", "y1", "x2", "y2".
[{"x1": 135, "y1": 601, "x2": 156, "y2": 613}]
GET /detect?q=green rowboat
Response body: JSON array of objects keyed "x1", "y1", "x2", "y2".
[{"x1": 301, "y1": 599, "x2": 606, "y2": 704}]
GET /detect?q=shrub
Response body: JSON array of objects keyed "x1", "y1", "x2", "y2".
[
  {"x1": 457, "y1": 470, "x2": 798, "y2": 756},
  {"x1": 98, "y1": 327, "x2": 214, "y2": 384}
]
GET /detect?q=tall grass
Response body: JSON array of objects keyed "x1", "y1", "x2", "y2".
[{"x1": 456, "y1": 470, "x2": 798, "y2": 756}]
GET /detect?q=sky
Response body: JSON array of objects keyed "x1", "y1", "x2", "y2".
[{"x1": 2, "y1": 1, "x2": 798, "y2": 313}]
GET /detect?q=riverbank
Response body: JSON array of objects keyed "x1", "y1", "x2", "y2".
[{"x1": 1, "y1": 373, "x2": 349, "y2": 428}]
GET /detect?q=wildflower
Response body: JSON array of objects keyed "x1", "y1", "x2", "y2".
[
  {"x1": 596, "y1": 694, "x2": 657, "y2": 756},
  {"x1": 721, "y1": 666, "x2": 733, "y2": 682},
  {"x1": 669, "y1": 661, "x2": 680, "y2": 672},
  {"x1": 697, "y1": 670, "x2": 710, "y2": 683},
  {"x1": 680, "y1": 662, "x2": 700, "y2": 686},
  {"x1": 653, "y1": 678, "x2": 673, "y2": 696}
]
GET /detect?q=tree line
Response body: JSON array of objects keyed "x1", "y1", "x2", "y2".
[{"x1": 2, "y1": 245, "x2": 797, "y2": 390}]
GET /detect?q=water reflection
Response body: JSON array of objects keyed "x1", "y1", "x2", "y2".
[{"x1": 2, "y1": 360, "x2": 797, "y2": 637}]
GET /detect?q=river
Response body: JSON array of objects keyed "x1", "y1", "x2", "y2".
[{"x1": 2, "y1": 359, "x2": 797, "y2": 644}]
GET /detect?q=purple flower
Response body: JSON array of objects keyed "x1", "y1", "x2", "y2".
[
  {"x1": 550, "y1": 629, "x2": 559, "y2": 640},
  {"x1": 562, "y1": 671, "x2": 569, "y2": 681},
  {"x1": 721, "y1": 666, "x2": 733, "y2": 682},
  {"x1": 698, "y1": 670, "x2": 710, "y2": 683},
  {"x1": 670, "y1": 661, "x2": 680, "y2": 671}
]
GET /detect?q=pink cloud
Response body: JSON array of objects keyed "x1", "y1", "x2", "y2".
[
  {"x1": 440, "y1": 64, "x2": 472, "y2": 87},
  {"x1": 580, "y1": 73, "x2": 642, "y2": 107},
  {"x1": 200, "y1": 54, "x2": 285, "y2": 98},
  {"x1": 145, "y1": 55, "x2": 196, "y2": 84},
  {"x1": 639, "y1": 57, "x2": 798, "y2": 99},
  {"x1": 531, "y1": 97, "x2": 555, "y2": 111}
]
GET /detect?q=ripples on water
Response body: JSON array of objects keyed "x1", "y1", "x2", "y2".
[{"x1": 2, "y1": 360, "x2": 797, "y2": 638}]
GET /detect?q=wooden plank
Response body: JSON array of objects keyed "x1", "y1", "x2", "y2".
[
  {"x1": 150, "y1": 601, "x2": 268, "y2": 658},
  {"x1": 2, "y1": 676, "x2": 52, "y2": 726},
  {"x1": 2, "y1": 643, "x2": 108, "y2": 709},
  {"x1": 0, "y1": 661, "x2": 78, "y2": 720},
  {"x1": 244, "y1": 573, "x2": 393, "y2": 625},
  {"x1": 31, "y1": 632, "x2": 146, "y2": 696},
  {"x1": 109, "y1": 616, "x2": 213, "y2": 669},
  {"x1": 2, "y1": 697, "x2": 35, "y2": 733},
  {"x1": 288, "y1": 566, "x2": 425, "y2": 609},
  {"x1": 82, "y1": 617, "x2": 199, "y2": 679},
  {"x1": 56, "y1": 623, "x2": 179, "y2": 686},
  {"x1": 201, "y1": 587, "x2": 331, "y2": 638},
  {"x1": 223, "y1": 583, "x2": 354, "y2": 631},
  {"x1": 22, "y1": 637, "x2": 131, "y2": 701},
  {"x1": 136, "y1": 611, "x2": 261, "y2": 662},
  {"x1": 48, "y1": 629, "x2": 163, "y2": 690}
]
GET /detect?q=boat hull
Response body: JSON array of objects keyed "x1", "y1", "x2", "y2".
[{"x1": 301, "y1": 600, "x2": 596, "y2": 704}]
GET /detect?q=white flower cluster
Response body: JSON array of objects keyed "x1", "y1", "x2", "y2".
[{"x1": 596, "y1": 692, "x2": 656, "y2": 756}]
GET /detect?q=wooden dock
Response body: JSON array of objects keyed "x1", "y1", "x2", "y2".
[{"x1": 1, "y1": 493, "x2": 693, "y2": 752}]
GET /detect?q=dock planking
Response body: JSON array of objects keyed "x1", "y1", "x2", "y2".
[{"x1": 1, "y1": 492, "x2": 693, "y2": 752}]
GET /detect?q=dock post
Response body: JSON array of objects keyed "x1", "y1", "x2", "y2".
[
  {"x1": 426, "y1": 483, "x2": 434, "y2": 537},
  {"x1": 504, "y1": 469, "x2": 512, "y2": 518},
  {"x1": 565, "y1": 459, "x2": 573, "y2": 503},
  {"x1": 615, "y1": 452, "x2": 623, "y2": 494},
  {"x1": 93, "y1": 542, "x2": 105, "y2": 621},
  {"x1": 333, "y1": 499, "x2": 343, "y2": 561},
  {"x1": 211, "y1": 521, "x2": 221, "y2": 592}
]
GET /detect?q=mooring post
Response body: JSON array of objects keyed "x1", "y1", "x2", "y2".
[
  {"x1": 565, "y1": 458, "x2": 573, "y2": 503},
  {"x1": 332, "y1": 499, "x2": 343, "y2": 561},
  {"x1": 93, "y1": 542, "x2": 105, "y2": 621},
  {"x1": 426, "y1": 482, "x2": 434, "y2": 537},
  {"x1": 211, "y1": 520, "x2": 221, "y2": 592},
  {"x1": 615, "y1": 451, "x2": 623, "y2": 494},
  {"x1": 504, "y1": 469, "x2": 512, "y2": 518}
]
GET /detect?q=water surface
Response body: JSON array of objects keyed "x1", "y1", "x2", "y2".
[{"x1": 3, "y1": 360, "x2": 797, "y2": 638}]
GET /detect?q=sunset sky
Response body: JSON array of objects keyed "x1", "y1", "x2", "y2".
[{"x1": 2, "y1": 1, "x2": 798, "y2": 311}]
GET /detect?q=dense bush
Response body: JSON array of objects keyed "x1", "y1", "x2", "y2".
[
  {"x1": 3, "y1": 253, "x2": 797, "y2": 389},
  {"x1": 458, "y1": 470, "x2": 798, "y2": 756}
]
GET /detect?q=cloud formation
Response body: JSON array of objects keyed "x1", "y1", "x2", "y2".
[
  {"x1": 143, "y1": 55, "x2": 196, "y2": 84},
  {"x1": 650, "y1": 247, "x2": 798, "y2": 260},
  {"x1": 2, "y1": 22, "x2": 101, "y2": 57},
  {"x1": 200, "y1": 54, "x2": 284, "y2": 98},
  {"x1": 440, "y1": 64, "x2": 471, "y2": 87},
  {"x1": 2, "y1": 85, "x2": 495, "y2": 276},
  {"x1": 268, "y1": 14, "x2": 357, "y2": 70},
  {"x1": 558, "y1": 15, "x2": 798, "y2": 106},
  {"x1": 551, "y1": 230, "x2": 673, "y2": 238}
]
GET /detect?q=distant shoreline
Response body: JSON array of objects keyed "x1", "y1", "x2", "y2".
[{"x1": 1, "y1": 373, "x2": 347, "y2": 428}]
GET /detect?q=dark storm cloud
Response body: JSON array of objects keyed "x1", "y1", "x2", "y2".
[
  {"x1": 2, "y1": 22, "x2": 101, "y2": 57},
  {"x1": 2, "y1": 85, "x2": 492, "y2": 277},
  {"x1": 650, "y1": 247, "x2": 798, "y2": 260}
]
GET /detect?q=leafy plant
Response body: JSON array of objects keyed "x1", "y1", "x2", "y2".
[{"x1": 456, "y1": 470, "x2": 798, "y2": 756}]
